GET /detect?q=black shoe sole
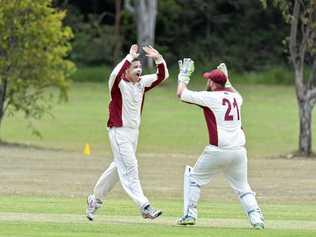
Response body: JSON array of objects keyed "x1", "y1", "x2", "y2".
[{"x1": 178, "y1": 222, "x2": 195, "y2": 226}]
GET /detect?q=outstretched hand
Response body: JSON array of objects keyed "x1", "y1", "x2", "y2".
[
  {"x1": 142, "y1": 45, "x2": 161, "y2": 60},
  {"x1": 217, "y1": 62, "x2": 232, "y2": 87},
  {"x1": 129, "y1": 44, "x2": 140, "y2": 59},
  {"x1": 217, "y1": 63, "x2": 228, "y2": 78}
]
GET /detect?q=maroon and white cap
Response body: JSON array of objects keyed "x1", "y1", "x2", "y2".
[{"x1": 202, "y1": 69, "x2": 227, "y2": 86}]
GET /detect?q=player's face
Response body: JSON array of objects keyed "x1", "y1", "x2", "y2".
[{"x1": 127, "y1": 61, "x2": 142, "y2": 83}]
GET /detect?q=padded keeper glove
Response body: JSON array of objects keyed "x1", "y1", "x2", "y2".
[{"x1": 178, "y1": 58, "x2": 194, "y2": 85}]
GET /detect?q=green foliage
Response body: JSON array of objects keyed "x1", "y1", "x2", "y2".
[
  {"x1": 0, "y1": 0, "x2": 75, "y2": 134},
  {"x1": 71, "y1": 64, "x2": 294, "y2": 85},
  {"x1": 260, "y1": 0, "x2": 316, "y2": 59},
  {"x1": 71, "y1": 65, "x2": 111, "y2": 82},
  {"x1": 58, "y1": 1, "x2": 289, "y2": 71},
  {"x1": 3, "y1": 82, "x2": 316, "y2": 157},
  {"x1": 260, "y1": 0, "x2": 291, "y2": 22},
  {"x1": 64, "y1": 6, "x2": 117, "y2": 65},
  {"x1": 263, "y1": 0, "x2": 316, "y2": 156},
  {"x1": 154, "y1": 0, "x2": 288, "y2": 71}
]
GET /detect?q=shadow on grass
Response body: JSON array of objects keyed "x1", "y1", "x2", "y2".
[{"x1": 0, "y1": 140, "x2": 64, "y2": 152}]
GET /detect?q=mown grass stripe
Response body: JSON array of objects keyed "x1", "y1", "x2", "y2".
[{"x1": 1, "y1": 212, "x2": 316, "y2": 230}]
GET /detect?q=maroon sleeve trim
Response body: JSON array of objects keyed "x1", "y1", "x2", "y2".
[
  {"x1": 107, "y1": 59, "x2": 130, "y2": 128},
  {"x1": 145, "y1": 63, "x2": 165, "y2": 92},
  {"x1": 112, "y1": 60, "x2": 131, "y2": 91}
]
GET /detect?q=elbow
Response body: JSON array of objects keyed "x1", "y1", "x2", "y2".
[
  {"x1": 157, "y1": 65, "x2": 169, "y2": 82},
  {"x1": 165, "y1": 70, "x2": 169, "y2": 80},
  {"x1": 110, "y1": 72, "x2": 117, "y2": 79}
]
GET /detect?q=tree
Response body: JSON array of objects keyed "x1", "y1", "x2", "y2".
[
  {"x1": 154, "y1": 0, "x2": 287, "y2": 71},
  {"x1": 0, "y1": 0, "x2": 75, "y2": 136},
  {"x1": 261, "y1": 0, "x2": 316, "y2": 156},
  {"x1": 112, "y1": 0, "x2": 123, "y2": 65},
  {"x1": 125, "y1": 0, "x2": 157, "y2": 68}
]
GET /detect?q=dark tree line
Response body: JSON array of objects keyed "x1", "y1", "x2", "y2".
[{"x1": 54, "y1": 0, "x2": 287, "y2": 71}]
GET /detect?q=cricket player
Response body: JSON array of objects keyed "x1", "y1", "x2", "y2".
[
  {"x1": 175, "y1": 59, "x2": 264, "y2": 229},
  {"x1": 86, "y1": 44, "x2": 169, "y2": 221}
]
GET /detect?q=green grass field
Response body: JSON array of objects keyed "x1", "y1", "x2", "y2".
[
  {"x1": 0, "y1": 197, "x2": 316, "y2": 237},
  {"x1": 1, "y1": 80, "x2": 315, "y2": 157},
  {"x1": 1, "y1": 147, "x2": 316, "y2": 236},
  {"x1": 1, "y1": 76, "x2": 316, "y2": 236}
]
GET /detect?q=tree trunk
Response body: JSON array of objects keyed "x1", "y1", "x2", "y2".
[
  {"x1": 289, "y1": 0, "x2": 315, "y2": 156},
  {"x1": 135, "y1": 0, "x2": 157, "y2": 68},
  {"x1": 0, "y1": 79, "x2": 7, "y2": 126},
  {"x1": 112, "y1": 0, "x2": 122, "y2": 65},
  {"x1": 298, "y1": 99, "x2": 312, "y2": 156},
  {"x1": 295, "y1": 67, "x2": 313, "y2": 156},
  {"x1": 125, "y1": 0, "x2": 157, "y2": 68}
]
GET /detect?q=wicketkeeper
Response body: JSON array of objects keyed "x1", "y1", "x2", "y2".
[
  {"x1": 86, "y1": 44, "x2": 169, "y2": 221},
  {"x1": 176, "y1": 59, "x2": 264, "y2": 229}
]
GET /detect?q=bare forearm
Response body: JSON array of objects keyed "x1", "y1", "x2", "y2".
[{"x1": 177, "y1": 82, "x2": 187, "y2": 98}]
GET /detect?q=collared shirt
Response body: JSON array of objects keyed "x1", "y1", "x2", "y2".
[{"x1": 107, "y1": 55, "x2": 169, "y2": 129}]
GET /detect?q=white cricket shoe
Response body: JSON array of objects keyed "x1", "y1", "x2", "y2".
[
  {"x1": 86, "y1": 194, "x2": 102, "y2": 221},
  {"x1": 141, "y1": 205, "x2": 162, "y2": 219},
  {"x1": 249, "y1": 210, "x2": 264, "y2": 229},
  {"x1": 177, "y1": 215, "x2": 196, "y2": 225}
]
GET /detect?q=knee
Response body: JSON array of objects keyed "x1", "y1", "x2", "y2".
[
  {"x1": 232, "y1": 183, "x2": 252, "y2": 196},
  {"x1": 189, "y1": 172, "x2": 205, "y2": 187},
  {"x1": 239, "y1": 191, "x2": 256, "y2": 199},
  {"x1": 125, "y1": 165, "x2": 139, "y2": 178}
]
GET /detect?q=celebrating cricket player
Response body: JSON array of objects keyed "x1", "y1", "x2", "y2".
[
  {"x1": 86, "y1": 44, "x2": 169, "y2": 221},
  {"x1": 175, "y1": 59, "x2": 264, "y2": 229}
]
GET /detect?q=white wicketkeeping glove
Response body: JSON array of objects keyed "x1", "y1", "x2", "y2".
[
  {"x1": 217, "y1": 62, "x2": 231, "y2": 87},
  {"x1": 178, "y1": 58, "x2": 195, "y2": 85}
]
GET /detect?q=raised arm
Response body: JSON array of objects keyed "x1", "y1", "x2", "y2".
[
  {"x1": 217, "y1": 63, "x2": 237, "y2": 92},
  {"x1": 109, "y1": 44, "x2": 139, "y2": 90},
  {"x1": 177, "y1": 81, "x2": 187, "y2": 98},
  {"x1": 176, "y1": 58, "x2": 217, "y2": 107},
  {"x1": 176, "y1": 58, "x2": 195, "y2": 98},
  {"x1": 141, "y1": 46, "x2": 169, "y2": 92}
]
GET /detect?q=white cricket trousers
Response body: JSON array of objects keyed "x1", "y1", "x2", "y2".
[
  {"x1": 184, "y1": 145, "x2": 261, "y2": 219},
  {"x1": 93, "y1": 127, "x2": 149, "y2": 209}
]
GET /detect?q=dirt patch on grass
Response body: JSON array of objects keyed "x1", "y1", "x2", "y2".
[{"x1": 1, "y1": 145, "x2": 316, "y2": 203}]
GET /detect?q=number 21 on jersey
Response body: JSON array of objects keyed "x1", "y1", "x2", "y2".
[{"x1": 222, "y1": 98, "x2": 240, "y2": 121}]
